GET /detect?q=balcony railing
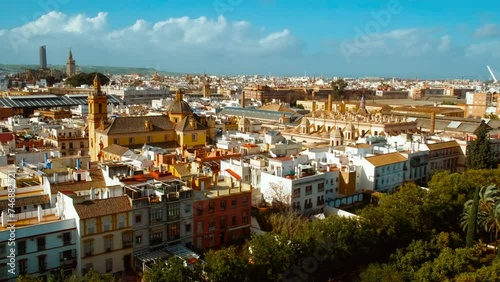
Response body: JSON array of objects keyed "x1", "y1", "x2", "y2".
[{"x1": 122, "y1": 241, "x2": 133, "y2": 248}]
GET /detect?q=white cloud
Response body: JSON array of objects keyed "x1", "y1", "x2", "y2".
[
  {"x1": 0, "y1": 11, "x2": 302, "y2": 70},
  {"x1": 475, "y1": 24, "x2": 500, "y2": 37},
  {"x1": 466, "y1": 41, "x2": 500, "y2": 58},
  {"x1": 437, "y1": 35, "x2": 451, "y2": 53},
  {"x1": 339, "y1": 28, "x2": 449, "y2": 59}
]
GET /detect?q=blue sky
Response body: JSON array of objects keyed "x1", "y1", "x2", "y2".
[{"x1": 0, "y1": 0, "x2": 498, "y2": 79}]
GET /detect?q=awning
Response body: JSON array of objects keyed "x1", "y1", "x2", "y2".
[
  {"x1": 225, "y1": 169, "x2": 241, "y2": 181},
  {"x1": 228, "y1": 224, "x2": 251, "y2": 232}
]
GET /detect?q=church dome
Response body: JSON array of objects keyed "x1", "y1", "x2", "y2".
[
  {"x1": 300, "y1": 117, "x2": 310, "y2": 126},
  {"x1": 166, "y1": 100, "x2": 192, "y2": 114},
  {"x1": 330, "y1": 127, "x2": 344, "y2": 138}
]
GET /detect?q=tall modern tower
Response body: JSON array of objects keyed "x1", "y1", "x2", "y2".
[
  {"x1": 39, "y1": 45, "x2": 47, "y2": 69},
  {"x1": 66, "y1": 48, "x2": 76, "y2": 77}
]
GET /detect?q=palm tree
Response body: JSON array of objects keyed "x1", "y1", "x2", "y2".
[{"x1": 461, "y1": 184, "x2": 500, "y2": 245}]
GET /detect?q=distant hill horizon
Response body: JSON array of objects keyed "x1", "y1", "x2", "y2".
[{"x1": 0, "y1": 64, "x2": 182, "y2": 76}]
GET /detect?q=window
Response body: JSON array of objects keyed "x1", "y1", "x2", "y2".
[
  {"x1": 129, "y1": 137, "x2": 134, "y2": 144},
  {"x1": 168, "y1": 223, "x2": 180, "y2": 241},
  {"x1": 19, "y1": 259, "x2": 27, "y2": 275},
  {"x1": 185, "y1": 223, "x2": 192, "y2": 233},
  {"x1": 83, "y1": 240, "x2": 93, "y2": 257},
  {"x1": 87, "y1": 224, "x2": 95, "y2": 235},
  {"x1": 135, "y1": 214, "x2": 142, "y2": 223},
  {"x1": 150, "y1": 207, "x2": 163, "y2": 223},
  {"x1": 114, "y1": 138, "x2": 119, "y2": 145},
  {"x1": 192, "y1": 133, "x2": 198, "y2": 142},
  {"x1": 0, "y1": 263, "x2": 7, "y2": 278},
  {"x1": 220, "y1": 217, "x2": 226, "y2": 229},
  {"x1": 147, "y1": 136, "x2": 153, "y2": 143},
  {"x1": 209, "y1": 202, "x2": 215, "y2": 213},
  {"x1": 231, "y1": 198, "x2": 237, "y2": 209},
  {"x1": 103, "y1": 221, "x2": 110, "y2": 232},
  {"x1": 105, "y1": 258, "x2": 113, "y2": 273},
  {"x1": 37, "y1": 236, "x2": 46, "y2": 251},
  {"x1": 242, "y1": 196, "x2": 248, "y2": 206},
  {"x1": 69, "y1": 142, "x2": 73, "y2": 149},
  {"x1": 197, "y1": 204, "x2": 204, "y2": 216},
  {"x1": 209, "y1": 219, "x2": 215, "y2": 230},
  {"x1": 80, "y1": 141, "x2": 84, "y2": 148},
  {"x1": 104, "y1": 236, "x2": 113, "y2": 252},
  {"x1": 220, "y1": 200, "x2": 226, "y2": 211},
  {"x1": 242, "y1": 213, "x2": 248, "y2": 224},
  {"x1": 63, "y1": 232, "x2": 71, "y2": 246},
  {"x1": 135, "y1": 235, "x2": 142, "y2": 244},
  {"x1": 293, "y1": 188, "x2": 300, "y2": 198},
  {"x1": 122, "y1": 232, "x2": 133, "y2": 248},
  {"x1": 168, "y1": 203, "x2": 180, "y2": 221},
  {"x1": 18, "y1": 240, "x2": 26, "y2": 255},
  {"x1": 184, "y1": 204, "x2": 191, "y2": 214},
  {"x1": 38, "y1": 255, "x2": 47, "y2": 272},
  {"x1": 150, "y1": 232, "x2": 163, "y2": 245},
  {"x1": 318, "y1": 183, "x2": 324, "y2": 193},
  {"x1": 164, "y1": 134, "x2": 169, "y2": 141},
  {"x1": 305, "y1": 185, "x2": 312, "y2": 195}
]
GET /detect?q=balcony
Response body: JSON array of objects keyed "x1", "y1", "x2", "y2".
[
  {"x1": 122, "y1": 241, "x2": 133, "y2": 248},
  {"x1": 317, "y1": 199, "x2": 325, "y2": 206}
]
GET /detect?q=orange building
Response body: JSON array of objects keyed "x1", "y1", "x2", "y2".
[{"x1": 191, "y1": 178, "x2": 252, "y2": 250}]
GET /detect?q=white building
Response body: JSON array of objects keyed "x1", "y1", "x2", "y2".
[
  {"x1": 260, "y1": 155, "x2": 339, "y2": 215},
  {"x1": 360, "y1": 152, "x2": 407, "y2": 192},
  {"x1": 0, "y1": 208, "x2": 78, "y2": 281}
]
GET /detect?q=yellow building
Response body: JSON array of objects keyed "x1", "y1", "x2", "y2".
[{"x1": 88, "y1": 77, "x2": 209, "y2": 161}]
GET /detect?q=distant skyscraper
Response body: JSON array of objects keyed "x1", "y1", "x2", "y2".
[
  {"x1": 66, "y1": 48, "x2": 76, "y2": 77},
  {"x1": 39, "y1": 45, "x2": 47, "y2": 69}
]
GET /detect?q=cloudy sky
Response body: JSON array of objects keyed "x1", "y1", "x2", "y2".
[{"x1": 0, "y1": 0, "x2": 498, "y2": 79}]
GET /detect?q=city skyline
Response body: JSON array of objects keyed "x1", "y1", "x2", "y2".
[{"x1": 0, "y1": 0, "x2": 498, "y2": 79}]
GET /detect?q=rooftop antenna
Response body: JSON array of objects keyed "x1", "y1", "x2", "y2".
[{"x1": 487, "y1": 66, "x2": 497, "y2": 83}]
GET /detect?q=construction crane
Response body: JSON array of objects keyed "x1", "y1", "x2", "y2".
[{"x1": 487, "y1": 65, "x2": 498, "y2": 83}]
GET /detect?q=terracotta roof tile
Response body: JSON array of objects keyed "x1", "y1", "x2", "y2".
[
  {"x1": 99, "y1": 116, "x2": 174, "y2": 135},
  {"x1": 0, "y1": 194, "x2": 50, "y2": 210},
  {"x1": 365, "y1": 152, "x2": 407, "y2": 167},
  {"x1": 74, "y1": 195, "x2": 132, "y2": 219},
  {"x1": 50, "y1": 169, "x2": 106, "y2": 194},
  {"x1": 102, "y1": 144, "x2": 130, "y2": 156},
  {"x1": 426, "y1": 140, "x2": 460, "y2": 151}
]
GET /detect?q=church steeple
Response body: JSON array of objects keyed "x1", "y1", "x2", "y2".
[
  {"x1": 88, "y1": 73, "x2": 108, "y2": 161},
  {"x1": 66, "y1": 48, "x2": 76, "y2": 77},
  {"x1": 93, "y1": 73, "x2": 101, "y2": 93}
]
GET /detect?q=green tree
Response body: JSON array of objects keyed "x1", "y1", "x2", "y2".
[
  {"x1": 467, "y1": 124, "x2": 494, "y2": 169},
  {"x1": 65, "y1": 72, "x2": 110, "y2": 87},
  {"x1": 330, "y1": 78, "x2": 348, "y2": 101},
  {"x1": 204, "y1": 246, "x2": 249, "y2": 282},
  {"x1": 466, "y1": 187, "x2": 481, "y2": 247},
  {"x1": 142, "y1": 256, "x2": 200, "y2": 282}
]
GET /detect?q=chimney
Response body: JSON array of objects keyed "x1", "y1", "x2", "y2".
[
  {"x1": 430, "y1": 112, "x2": 436, "y2": 134},
  {"x1": 327, "y1": 94, "x2": 332, "y2": 111},
  {"x1": 37, "y1": 205, "x2": 42, "y2": 222}
]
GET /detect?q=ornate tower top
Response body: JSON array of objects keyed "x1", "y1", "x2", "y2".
[
  {"x1": 93, "y1": 73, "x2": 102, "y2": 94},
  {"x1": 68, "y1": 48, "x2": 73, "y2": 61}
]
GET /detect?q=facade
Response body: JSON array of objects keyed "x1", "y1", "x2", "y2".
[
  {"x1": 360, "y1": 152, "x2": 407, "y2": 192},
  {"x1": 0, "y1": 211, "x2": 78, "y2": 281},
  {"x1": 260, "y1": 155, "x2": 339, "y2": 214},
  {"x1": 41, "y1": 124, "x2": 88, "y2": 157},
  {"x1": 57, "y1": 194, "x2": 134, "y2": 276},
  {"x1": 122, "y1": 179, "x2": 194, "y2": 270},
  {"x1": 192, "y1": 179, "x2": 252, "y2": 251},
  {"x1": 424, "y1": 140, "x2": 464, "y2": 181}
]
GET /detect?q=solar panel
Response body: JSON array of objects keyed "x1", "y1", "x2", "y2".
[{"x1": 447, "y1": 121, "x2": 462, "y2": 129}]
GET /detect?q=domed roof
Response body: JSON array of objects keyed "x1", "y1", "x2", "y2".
[
  {"x1": 166, "y1": 100, "x2": 192, "y2": 114},
  {"x1": 300, "y1": 117, "x2": 310, "y2": 126},
  {"x1": 330, "y1": 127, "x2": 344, "y2": 138}
]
